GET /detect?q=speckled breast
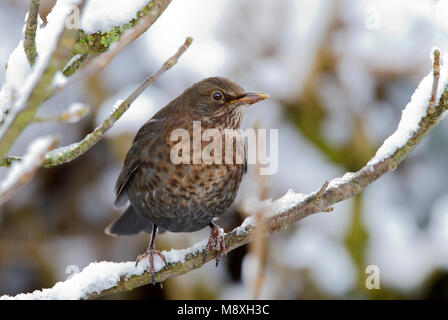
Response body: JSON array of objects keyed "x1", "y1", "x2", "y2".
[{"x1": 128, "y1": 125, "x2": 246, "y2": 233}]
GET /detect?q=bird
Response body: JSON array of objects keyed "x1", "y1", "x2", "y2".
[{"x1": 106, "y1": 77, "x2": 269, "y2": 284}]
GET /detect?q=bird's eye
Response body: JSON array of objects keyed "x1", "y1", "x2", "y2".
[{"x1": 212, "y1": 91, "x2": 223, "y2": 101}]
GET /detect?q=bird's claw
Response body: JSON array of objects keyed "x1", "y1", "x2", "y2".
[
  {"x1": 135, "y1": 248, "x2": 167, "y2": 285},
  {"x1": 203, "y1": 225, "x2": 227, "y2": 267}
]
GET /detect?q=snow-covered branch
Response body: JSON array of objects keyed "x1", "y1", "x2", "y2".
[
  {"x1": 2, "y1": 50, "x2": 447, "y2": 300},
  {"x1": 61, "y1": 0, "x2": 171, "y2": 77},
  {"x1": 0, "y1": 0, "x2": 82, "y2": 161},
  {"x1": 0, "y1": 136, "x2": 58, "y2": 206}
]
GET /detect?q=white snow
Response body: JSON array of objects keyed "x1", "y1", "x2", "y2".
[
  {"x1": 235, "y1": 216, "x2": 255, "y2": 236},
  {"x1": 81, "y1": 0, "x2": 151, "y2": 34},
  {"x1": 163, "y1": 239, "x2": 208, "y2": 264},
  {"x1": 1, "y1": 260, "x2": 146, "y2": 300},
  {"x1": 367, "y1": 54, "x2": 448, "y2": 165},
  {"x1": 95, "y1": 86, "x2": 162, "y2": 137},
  {"x1": 269, "y1": 189, "x2": 308, "y2": 215},
  {"x1": 51, "y1": 71, "x2": 68, "y2": 88},
  {"x1": 0, "y1": 240, "x2": 208, "y2": 300},
  {"x1": 44, "y1": 141, "x2": 80, "y2": 162},
  {"x1": 65, "y1": 102, "x2": 89, "y2": 123},
  {"x1": 328, "y1": 172, "x2": 357, "y2": 189},
  {"x1": 235, "y1": 189, "x2": 307, "y2": 236},
  {"x1": 0, "y1": 136, "x2": 55, "y2": 194},
  {"x1": 0, "y1": 0, "x2": 81, "y2": 133},
  {"x1": 0, "y1": 42, "x2": 31, "y2": 111}
]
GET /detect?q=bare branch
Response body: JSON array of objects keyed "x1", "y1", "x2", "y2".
[
  {"x1": 23, "y1": 0, "x2": 40, "y2": 66},
  {"x1": 42, "y1": 37, "x2": 193, "y2": 168},
  {"x1": 33, "y1": 103, "x2": 90, "y2": 124},
  {"x1": 0, "y1": 136, "x2": 58, "y2": 206},
  {"x1": 0, "y1": 156, "x2": 21, "y2": 168}
]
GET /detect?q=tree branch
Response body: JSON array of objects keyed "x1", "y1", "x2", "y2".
[
  {"x1": 0, "y1": 136, "x2": 58, "y2": 206},
  {"x1": 62, "y1": 54, "x2": 88, "y2": 77},
  {"x1": 57, "y1": 5, "x2": 176, "y2": 93},
  {"x1": 0, "y1": 0, "x2": 174, "y2": 169},
  {"x1": 33, "y1": 102, "x2": 90, "y2": 123},
  {"x1": 0, "y1": 156, "x2": 21, "y2": 168},
  {"x1": 23, "y1": 0, "x2": 40, "y2": 66},
  {"x1": 41, "y1": 37, "x2": 192, "y2": 168},
  {"x1": 1, "y1": 50, "x2": 447, "y2": 300}
]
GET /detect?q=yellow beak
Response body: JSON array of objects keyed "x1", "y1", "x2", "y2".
[{"x1": 230, "y1": 92, "x2": 270, "y2": 106}]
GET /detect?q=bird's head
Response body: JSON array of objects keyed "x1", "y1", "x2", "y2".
[{"x1": 182, "y1": 77, "x2": 269, "y2": 124}]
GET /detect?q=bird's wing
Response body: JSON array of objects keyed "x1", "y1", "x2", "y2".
[{"x1": 114, "y1": 119, "x2": 163, "y2": 208}]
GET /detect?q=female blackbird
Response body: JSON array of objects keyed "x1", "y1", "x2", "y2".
[{"x1": 106, "y1": 77, "x2": 269, "y2": 283}]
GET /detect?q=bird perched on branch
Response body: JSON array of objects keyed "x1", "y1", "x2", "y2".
[{"x1": 106, "y1": 77, "x2": 269, "y2": 284}]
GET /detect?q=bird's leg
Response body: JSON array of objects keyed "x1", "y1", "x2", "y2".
[
  {"x1": 203, "y1": 221, "x2": 227, "y2": 267},
  {"x1": 135, "y1": 225, "x2": 166, "y2": 285}
]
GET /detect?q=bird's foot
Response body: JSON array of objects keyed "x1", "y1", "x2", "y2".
[
  {"x1": 135, "y1": 248, "x2": 167, "y2": 285},
  {"x1": 203, "y1": 225, "x2": 227, "y2": 267}
]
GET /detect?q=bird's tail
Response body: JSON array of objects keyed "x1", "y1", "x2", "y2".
[{"x1": 105, "y1": 206, "x2": 153, "y2": 236}]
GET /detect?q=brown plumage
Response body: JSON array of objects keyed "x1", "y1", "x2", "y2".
[{"x1": 106, "y1": 77, "x2": 269, "y2": 283}]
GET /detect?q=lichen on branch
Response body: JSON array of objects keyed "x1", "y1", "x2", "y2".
[{"x1": 73, "y1": 0, "x2": 172, "y2": 54}]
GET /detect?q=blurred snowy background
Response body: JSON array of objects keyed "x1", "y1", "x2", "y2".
[{"x1": 2, "y1": 0, "x2": 448, "y2": 299}]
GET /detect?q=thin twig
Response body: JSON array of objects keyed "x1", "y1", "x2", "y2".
[
  {"x1": 0, "y1": 5, "x2": 82, "y2": 161},
  {"x1": 24, "y1": 0, "x2": 40, "y2": 66},
  {"x1": 33, "y1": 103, "x2": 90, "y2": 124},
  {"x1": 41, "y1": 37, "x2": 193, "y2": 167},
  {"x1": 73, "y1": 0, "x2": 172, "y2": 55}
]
